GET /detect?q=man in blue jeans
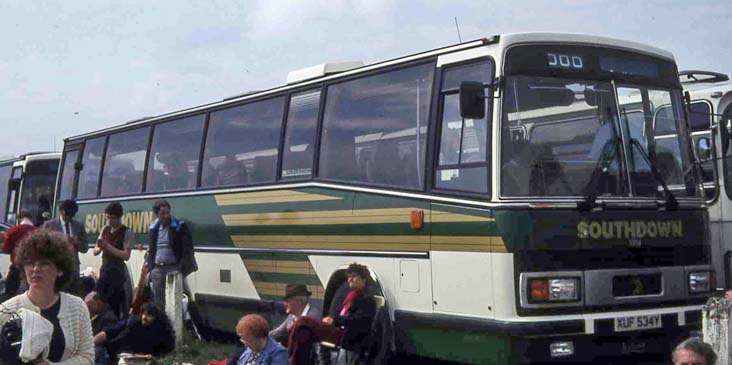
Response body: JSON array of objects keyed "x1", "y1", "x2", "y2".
[{"x1": 146, "y1": 199, "x2": 197, "y2": 309}]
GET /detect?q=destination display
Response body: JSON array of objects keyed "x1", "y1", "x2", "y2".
[{"x1": 504, "y1": 44, "x2": 679, "y2": 88}]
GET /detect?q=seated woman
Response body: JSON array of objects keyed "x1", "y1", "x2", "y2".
[
  {"x1": 288, "y1": 263, "x2": 377, "y2": 365},
  {"x1": 233, "y1": 314, "x2": 287, "y2": 365},
  {"x1": 96, "y1": 303, "x2": 174, "y2": 364},
  {"x1": 0, "y1": 229, "x2": 94, "y2": 364}
]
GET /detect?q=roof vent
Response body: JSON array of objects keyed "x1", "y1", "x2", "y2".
[{"x1": 287, "y1": 62, "x2": 364, "y2": 84}]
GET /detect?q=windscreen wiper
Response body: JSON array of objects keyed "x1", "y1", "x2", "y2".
[
  {"x1": 578, "y1": 137, "x2": 619, "y2": 211},
  {"x1": 629, "y1": 138, "x2": 679, "y2": 210}
]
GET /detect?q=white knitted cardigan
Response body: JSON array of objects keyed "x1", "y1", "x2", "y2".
[{"x1": 0, "y1": 292, "x2": 94, "y2": 365}]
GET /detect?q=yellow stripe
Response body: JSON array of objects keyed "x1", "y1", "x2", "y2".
[
  {"x1": 223, "y1": 208, "x2": 415, "y2": 226},
  {"x1": 215, "y1": 190, "x2": 341, "y2": 206},
  {"x1": 235, "y1": 235, "x2": 429, "y2": 244},
  {"x1": 243, "y1": 259, "x2": 312, "y2": 270},
  {"x1": 233, "y1": 234, "x2": 505, "y2": 252},
  {"x1": 233, "y1": 238, "x2": 429, "y2": 252}
]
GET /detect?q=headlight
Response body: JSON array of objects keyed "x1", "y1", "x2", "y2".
[
  {"x1": 689, "y1": 271, "x2": 714, "y2": 293},
  {"x1": 528, "y1": 278, "x2": 580, "y2": 303}
]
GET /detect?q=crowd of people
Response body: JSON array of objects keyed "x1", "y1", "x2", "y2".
[
  {"x1": 0, "y1": 198, "x2": 195, "y2": 365},
  {"x1": 0, "y1": 198, "x2": 720, "y2": 365}
]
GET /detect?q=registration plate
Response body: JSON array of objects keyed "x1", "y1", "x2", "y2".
[{"x1": 614, "y1": 314, "x2": 662, "y2": 332}]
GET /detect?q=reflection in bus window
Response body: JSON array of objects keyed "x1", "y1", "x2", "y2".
[
  {"x1": 58, "y1": 150, "x2": 80, "y2": 200},
  {"x1": 20, "y1": 159, "x2": 59, "y2": 225},
  {"x1": 101, "y1": 127, "x2": 150, "y2": 196},
  {"x1": 435, "y1": 60, "x2": 492, "y2": 194},
  {"x1": 319, "y1": 63, "x2": 433, "y2": 189},
  {"x1": 202, "y1": 97, "x2": 284, "y2": 187},
  {"x1": 281, "y1": 90, "x2": 320, "y2": 180},
  {"x1": 501, "y1": 77, "x2": 621, "y2": 196},
  {"x1": 0, "y1": 165, "x2": 12, "y2": 223},
  {"x1": 77, "y1": 137, "x2": 106, "y2": 199},
  {"x1": 146, "y1": 115, "x2": 205, "y2": 192}
]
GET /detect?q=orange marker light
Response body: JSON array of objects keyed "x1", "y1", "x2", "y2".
[
  {"x1": 410, "y1": 210, "x2": 424, "y2": 230},
  {"x1": 529, "y1": 279, "x2": 549, "y2": 302}
]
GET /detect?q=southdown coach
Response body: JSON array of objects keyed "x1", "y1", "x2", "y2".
[{"x1": 50, "y1": 33, "x2": 711, "y2": 363}]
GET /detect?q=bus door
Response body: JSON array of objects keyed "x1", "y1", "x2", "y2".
[{"x1": 20, "y1": 159, "x2": 59, "y2": 226}]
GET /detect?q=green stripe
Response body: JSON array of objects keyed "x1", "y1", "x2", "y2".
[
  {"x1": 248, "y1": 272, "x2": 322, "y2": 285},
  {"x1": 431, "y1": 222, "x2": 501, "y2": 236},
  {"x1": 407, "y1": 328, "x2": 515, "y2": 365},
  {"x1": 241, "y1": 253, "x2": 310, "y2": 261}
]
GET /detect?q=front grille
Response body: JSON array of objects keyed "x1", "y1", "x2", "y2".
[
  {"x1": 516, "y1": 246, "x2": 709, "y2": 271},
  {"x1": 612, "y1": 274, "x2": 663, "y2": 297}
]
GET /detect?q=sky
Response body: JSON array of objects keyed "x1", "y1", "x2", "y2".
[{"x1": 0, "y1": 0, "x2": 729, "y2": 156}]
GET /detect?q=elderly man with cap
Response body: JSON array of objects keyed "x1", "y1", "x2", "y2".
[{"x1": 270, "y1": 284, "x2": 322, "y2": 345}]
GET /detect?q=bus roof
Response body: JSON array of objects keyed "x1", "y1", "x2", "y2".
[
  {"x1": 0, "y1": 152, "x2": 60, "y2": 166},
  {"x1": 65, "y1": 32, "x2": 675, "y2": 142}
]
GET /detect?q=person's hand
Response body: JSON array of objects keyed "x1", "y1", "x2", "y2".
[
  {"x1": 69, "y1": 235, "x2": 81, "y2": 249},
  {"x1": 725, "y1": 290, "x2": 732, "y2": 299},
  {"x1": 322, "y1": 317, "x2": 334, "y2": 325}
]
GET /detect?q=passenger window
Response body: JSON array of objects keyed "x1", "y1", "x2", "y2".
[
  {"x1": 0, "y1": 165, "x2": 12, "y2": 223},
  {"x1": 77, "y1": 137, "x2": 106, "y2": 199},
  {"x1": 281, "y1": 90, "x2": 321, "y2": 180},
  {"x1": 100, "y1": 127, "x2": 150, "y2": 196},
  {"x1": 319, "y1": 63, "x2": 434, "y2": 189},
  {"x1": 146, "y1": 115, "x2": 205, "y2": 192},
  {"x1": 202, "y1": 97, "x2": 285, "y2": 187},
  {"x1": 58, "y1": 150, "x2": 80, "y2": 200},
  {"x1": 435, "y1": 61, "x2": 493, "y2": 194}
]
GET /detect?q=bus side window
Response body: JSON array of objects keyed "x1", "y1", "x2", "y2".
[
  {"x1": 281, "y1": 90, "x2": 321, "y2": 180},
  {"x1": 146, "y1": 115, "x2": 205, "y2": 192},
  {"x1": 318, "y1": 63, "x2": 434, "y2": 189},
  {"x1": 434, "y1": 60, "x2": 493, "y2": 194},
  {"x1": 100, "y1": 127, "x2": 150, "y2": 197},
  {"x1": 201, "y1": 96, "x2": 285, "y2": 188},
  {"x1": 58, "y1": 149, "x2": 80, "y2": 200},
  {"x1": 77, "y1": 136, "x2": 106, "y2": 199}
]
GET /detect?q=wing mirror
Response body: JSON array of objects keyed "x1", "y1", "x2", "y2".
[{"x1": 459, "y1": 81, "x2": 486, "y2": 120}]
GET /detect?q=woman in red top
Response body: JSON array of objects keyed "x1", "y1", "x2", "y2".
[
  {"x1": 287, "y1": 263, "x2": 377, "y2": 365},
  {"x1": 1, "y1": 210, "x2": 37, "y2": 300}
]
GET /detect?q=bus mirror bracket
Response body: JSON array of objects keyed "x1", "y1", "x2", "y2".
[{"x1": 74, "y1": 162, "x2": 84, "y2": 170}]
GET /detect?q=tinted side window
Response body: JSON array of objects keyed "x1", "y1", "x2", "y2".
[
  {"x1": 281, "y1": 90, "x2": 321, "y2": 180},
  {"x1": 319, "y1": 63, "x2": 434, "y2": 189},
  {"x1": 0, "y1": 165, "x2": 12, "y2": 223},
  {"x1": 77, "y1": 137, "x2": 106, "y2": 199},
  {"x1": 202, "y1": 97, "x2": 285, "y2": 187},
  {"x1": 435, "y1": 61, "x2": 493, "y2": 194},
  {"x1": 722, "y1": 105, "x2": 732, "y2": 200},
  {"x1": 58, "y1": 150, "x2": 80, "y2": 200},
  {"x1": 101, "y1": 127, "x2": 150, "y2": 196},
  {"x1": 146, "y1": 115, "x2": 205, "y2": 192}
]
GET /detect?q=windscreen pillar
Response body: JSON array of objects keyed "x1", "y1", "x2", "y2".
[
  {"x1": 703, "y1": 296, "x2": 732, "y2": 364},
  {"x1": 165, "y1": 271, "x2": 184, "y2": 346}
]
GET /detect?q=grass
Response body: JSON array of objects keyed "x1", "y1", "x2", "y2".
[{"x1": 155, "y1": 333, "x2": 238, "y2": 365}]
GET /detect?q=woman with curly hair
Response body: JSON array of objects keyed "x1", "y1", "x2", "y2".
[{"x1": 0, "y1": 229, "x2": 94, "y2": 365}]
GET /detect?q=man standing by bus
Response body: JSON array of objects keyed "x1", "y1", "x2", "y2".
[
  {"x1": 146, "y1": 199, "x2": 197, "y2": 308},
  {"x1": 42, "y1": 199, "x2": 89, "y2": 295}
]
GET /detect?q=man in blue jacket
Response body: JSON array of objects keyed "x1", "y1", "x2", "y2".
[{"x1": 146, "y1": 199, "x2": 198, "y2": 308}]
